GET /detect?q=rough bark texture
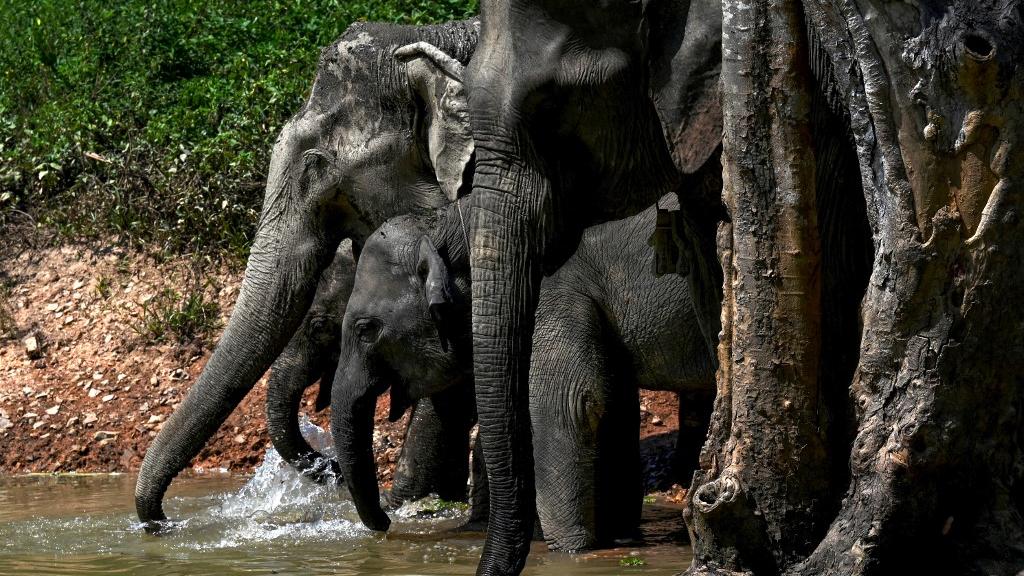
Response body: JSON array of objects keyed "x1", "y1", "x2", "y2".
[
  {"x1": 793, "y1": 1, "x2": 1024, "y2": 574},
  {"x1": 685, "y1": 1, "x2": 828, "y2": 573},
  {"x1": 687, "y1": 1, "x2": 1024, "y2": 575}
]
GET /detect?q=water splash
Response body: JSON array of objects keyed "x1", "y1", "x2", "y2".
[
  {"x1": 218, "y1": 416, "x2": 345, "y2": 524},
  {"x1": 192, "y1": 416, "x2": 367, "y2": 547}
]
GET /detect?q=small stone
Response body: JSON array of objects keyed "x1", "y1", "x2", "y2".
[
  {"x1": 0, "y1": 415, "x2": 11, "y2": 431},
  {"x1": 45, "y1": 405, "x2": 60, "y2": 416},
  {"x1": 101, "y1": 394, "x2": 115, "y2": 402},
  {"x1": 93, "y1": 430, "x2": 118, "y2": 441},
  {"x1": 63, "y1": 316, "x2": 74, "y2": 325},
  {"x1": 23, "y1": 335, "x2": 42, "y2": 360},
  {"x1": 23, "y1": 412, "x2": 38, "y2": 419},
  {"x1": 150, "y1": 376, "x2": 159, "y2": 386},
  {"x1": 88, "y1": 388, "x2": 100, "y2": 398},
  {"x1": 234, "y1": 434, "x2": 246, "y2": 444},
  {"x1": 32, "y1": 421, "x2": 46, "y2": 430},
  {"x1": 22, "y1": 386, "x2": 33, "y2": 395},
  {"x1": 117, "y1": 373, "x2": 126, "y2": 381},
  {"x1": 147, "y1": 415, "x2": 164, "y2": 425},
  {"x1": 46, "y1": 303, "x2": 60, "y2": 312},
  {"x1": 82, "y1": 412, "x2": 98, "y2": 425},
  {"x1": 72, "y1": 280, "x2": 85, "y2": 290},
  {"x1": 651, "y1": 416, "x2": 664, "y2": 426},
  {"x1": 66, "y1": 416, "x2": 79, "y2": 427},
  {"x1": 92, "y1": 372, "x2": 103, "y2": 380},
  {"x1": 139, "y1": 402, "x2": 150, "y2": 412}
]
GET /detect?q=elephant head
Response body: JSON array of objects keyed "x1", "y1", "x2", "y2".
[
  {"x1": 135, "y1": 19, "x2": 479, "y2": 529},
  {"x1": 329, "y1": 202, "x2": 474, "y2": 530},
  {"x1": 264, "y1": 240, "x2": 355, "y2": 483}
]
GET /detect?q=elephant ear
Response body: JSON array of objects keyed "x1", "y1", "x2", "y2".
[
  {"x1": 415, "y1": 235, "x2": 456, "y2": 352},
  {"x1": 395, "y1": 42, "x2": 474, "y2": 202},
  {"x1": 646, "y1": 0, "x2": 723, "y2": 174}
]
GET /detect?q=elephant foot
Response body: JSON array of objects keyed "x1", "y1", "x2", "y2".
[{"x1": 544, "y1": 529, "x2": 598, "y2": 553}]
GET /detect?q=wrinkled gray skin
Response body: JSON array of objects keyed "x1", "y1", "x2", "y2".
[
  {"x1": 530, "y1": 196, "x2": 715, "y2": 552},
  {"x1": 463, "y1": 1, "x2": 724, "y2": 572},
  {"x1": 266, "y1": 241, "x2": 472, "y2": 506},
  {"x1": 330, "y1": 196, "x2": 715, "y2": 551},
  {"x1": 265, "y1": 241, "x2": 356, "y2": 483},
  {"x1": 136, "y1": 19, "x2": 480, "y2": 529}
]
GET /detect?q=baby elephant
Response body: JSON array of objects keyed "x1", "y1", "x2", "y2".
[
  {"x1": 330, "y1": 196, "x2": 715, "y2": 550},
  {"x1": 267, "y1": 240, "x2": 474, "y2": 506}
]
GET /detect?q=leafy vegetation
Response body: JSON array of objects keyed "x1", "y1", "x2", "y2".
[
  {"x1": 0, "y1": 0, "x2": 477, "y2": 259},
  {"x1": 619, "y1": 555, "x2": 646, "y2": 567},
  {"x1": 134, "y1": 284, "x2": 221, "y2": 346}
]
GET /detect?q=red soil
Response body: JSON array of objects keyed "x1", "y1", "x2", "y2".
[{"x1": 0, "y1": 237, "x2": 681, "y2": 492}]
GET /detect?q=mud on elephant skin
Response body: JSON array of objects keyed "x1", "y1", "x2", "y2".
[
  {"x1": 329, "y1": 195, "x2": 716, "y2": 550},
  {"x1": 135, "y1": 18, "x2": 481, "y2": 529}
]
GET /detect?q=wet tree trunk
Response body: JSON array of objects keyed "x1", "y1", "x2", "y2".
[{"x1": 685, "y1": 1, "x2": 1024, "y2": 575}]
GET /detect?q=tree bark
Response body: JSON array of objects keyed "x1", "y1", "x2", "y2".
[
  {"x1": 686, "y1": 1, "x2": 1024, "y2": 574},
  {"x1": 685, "y1": 1, "x2": 829, "y2": 574}
]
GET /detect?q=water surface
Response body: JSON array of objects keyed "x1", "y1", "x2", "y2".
[{"x1": 0, "y1": 425, "x2": 691, "y2": 575}]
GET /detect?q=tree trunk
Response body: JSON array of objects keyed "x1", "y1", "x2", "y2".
[
  {"x1": 685, "y1": 1, "x2": 829, "y2": 573},
  {"x1": 686, "y1": 1, "x2": 1024, "y2": 574}
]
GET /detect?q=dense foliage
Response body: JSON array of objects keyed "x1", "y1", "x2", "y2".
[{"x1": 0, "y1": 0, "x2": 477, "y2": 258}]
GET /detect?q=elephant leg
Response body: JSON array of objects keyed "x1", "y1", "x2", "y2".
[
  {"x1": 531, "y1": 291, "x2": 632, "y2": 551},
  {"x1": 388, "y1": 385, "x2": 475, "y2": 508},
  {"x1": 673, "y1": 388, "x2": 715, "y2": 484}
]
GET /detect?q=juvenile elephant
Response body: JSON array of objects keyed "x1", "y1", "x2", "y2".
[
  {"x1": 330, "y1": 195, "x2": 715, "y2": 550},
  {"x1": 136, "y1": 19, "x2": 481, "y2": 527},
  {"x1": 265, "y1": 241, "x2": 473, "y2": 507}
]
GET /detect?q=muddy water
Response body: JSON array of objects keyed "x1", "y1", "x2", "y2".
[{"x1": 0, "y1": 423, "x2": 692, "y2": 575}]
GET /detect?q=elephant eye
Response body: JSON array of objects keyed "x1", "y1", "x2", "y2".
[
  {"x1": 355, "y1": 318, "x2": 382, "y2": 344},
  {"x1": 308, "y1": 316, "x2": 327, "y2": 333}
]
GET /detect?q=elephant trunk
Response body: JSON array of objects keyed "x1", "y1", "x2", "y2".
[
  {"x1": 135, "y1": 205, "x2": 333, "y2": 530},
  {"x1": 266, "y1": 347, "x2": 340, "y2": 484},
  {"x1": 332, "y1": 367, "x2": 390, "y2": 531},
  {"x1": 466, "y1": 150, "x2": 545, "y2": 576}
]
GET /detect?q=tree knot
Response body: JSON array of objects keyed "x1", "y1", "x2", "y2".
[{"x1": 692, "y1": 471, "x2": 742, "y2": 515}]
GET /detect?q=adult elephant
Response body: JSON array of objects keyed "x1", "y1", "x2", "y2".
[
  {"x1": 463, "y1": 1, "x2": 724, "y2": 573},
  {"x1": 135, "y1": 19, "x2": 480, "y2": 529}
]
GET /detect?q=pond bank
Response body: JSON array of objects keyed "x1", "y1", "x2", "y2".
[{"x1": 0, "y1": 236, "x2": 685, "y2": 494}]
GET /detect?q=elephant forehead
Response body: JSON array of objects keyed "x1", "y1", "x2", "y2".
[{"x1": 349, "y1": 241, "x2": 419, "y2": 314}]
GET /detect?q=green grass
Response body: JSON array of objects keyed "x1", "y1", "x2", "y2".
[
  {"x1": 0, "y1": 0, "x2": 477, "y2": 259},
  {"x1": 134, "y1": 284, "x2": 221, "y2": 346}
]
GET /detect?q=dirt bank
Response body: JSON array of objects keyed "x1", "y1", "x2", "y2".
[{"x1": 0, "y1": 237, "x2": 683, "y2": 492}]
